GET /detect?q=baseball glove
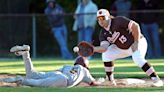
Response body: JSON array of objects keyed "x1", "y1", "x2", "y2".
[{"x1": 77, "y1": 41, "x2": 94, "y2": 57}]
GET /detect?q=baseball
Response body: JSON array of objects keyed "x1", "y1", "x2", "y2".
[{"x1": 73, "y1": 46, "x2": 79, "y2": 52}]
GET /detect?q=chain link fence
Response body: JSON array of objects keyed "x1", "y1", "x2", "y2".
[{"x1": 0, "y1": 10, "x2": 164, "y2": 58}]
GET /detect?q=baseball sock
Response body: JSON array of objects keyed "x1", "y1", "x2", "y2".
[
  {"x1": 104, "y1": 61, "x2": 114, "y2": 81},
  {"x1": 141, "y1": 62, "x2": 159, "y2": 81}
]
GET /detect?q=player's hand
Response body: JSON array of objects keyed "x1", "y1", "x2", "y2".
[{"x1": 90, "y1": 81, "x2": 101, "y2": 86}]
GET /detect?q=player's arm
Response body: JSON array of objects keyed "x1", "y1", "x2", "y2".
[
  {"x1": 94, "y1": 41, "x2": 109, "y2": 53},
  {"x1": 118, "y1": 16, "x2": 141, "y2": 42},
  {"x1": 128, "y1": 20, "x2": 142, "y2": 51},
  {"x1": 94, "y1": 30, "x2": 110, "y2": 53},
  {"x1": 128, "y1": 20, "x2": 141, "y2": 42},
  {"x1": 82, "y1": 68, "x2": 101, "y2": 86}
]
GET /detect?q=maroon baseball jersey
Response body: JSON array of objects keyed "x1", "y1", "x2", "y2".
[{"x1": 99, "y1": 16, "x2": 134, "y2": 49}]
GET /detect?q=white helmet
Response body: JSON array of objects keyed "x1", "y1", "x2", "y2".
[{"x1": 97, "y1": 9, "x2": 110, "y2": 20}]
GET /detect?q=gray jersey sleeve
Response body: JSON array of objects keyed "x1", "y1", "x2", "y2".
[{"x1": 82, "y1": 68, "x2": 95, "y2": 84}]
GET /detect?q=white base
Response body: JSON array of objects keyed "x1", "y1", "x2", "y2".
[{"x1": 120, "y1": 78, "x2": 145, "y2": 85}]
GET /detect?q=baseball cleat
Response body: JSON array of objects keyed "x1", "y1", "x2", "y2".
[
  {"x1": 152, "y1": 80, "x2": 163, "y2": 87},
  {"x1": 0, "y1": 76, "x2": 23, "y2": 83},
  {"x1": 10, "y1": 45, "x2": 30, "y2": 52},
  {"x1": 14, "y1": 51, "x2": 26, "y2": 56}
]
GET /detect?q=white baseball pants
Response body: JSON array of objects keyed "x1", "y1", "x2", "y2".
[
  {"x1": 21, "y1": 52, "x2": 68, "y2": 87},
  {"x1": 102, "y1": 37, "x2": 147, "y2": 67}
]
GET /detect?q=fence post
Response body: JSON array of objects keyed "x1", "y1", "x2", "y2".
[{"x1": 32, "y1": 14, "x2": 37, "y2": 58}]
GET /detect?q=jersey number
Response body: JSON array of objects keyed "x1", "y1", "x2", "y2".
[
  {"x1": 119, "y1": 35, "x2": 127, "y2": 44},
  {"x1": 70, "y1": 67, "x2": 78, "y2": 74}
]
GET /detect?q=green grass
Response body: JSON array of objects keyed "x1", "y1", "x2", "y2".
[
  {"x1": 0, "y1": 58, "x2": 164, "y2": 92},
  {"x1": 0, "y1": 87, "x2": 164, "y2": 92}
]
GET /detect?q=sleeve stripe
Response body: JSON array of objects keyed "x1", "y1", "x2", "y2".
[{"x1": 128, "y1": 20, "x2": 134, "y2": 30}]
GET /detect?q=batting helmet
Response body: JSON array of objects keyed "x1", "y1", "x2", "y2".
[
  {"x1": 97, "y1": 9, "x2": 110, "y2": 20},
  {"x1": 74, "y1": 56, "x2": 89, "y2": 69}
]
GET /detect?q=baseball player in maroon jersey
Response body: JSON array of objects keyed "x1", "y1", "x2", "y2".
[{"x1": 93, "y1": 9, "x2": 163, "y2": 87}]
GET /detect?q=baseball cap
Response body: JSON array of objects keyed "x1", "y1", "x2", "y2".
[{"x1": 97, "y1": 9, "x2": 110, "y2": 21}]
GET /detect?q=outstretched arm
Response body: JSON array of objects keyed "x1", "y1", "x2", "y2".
[
  {"x1": 94, "y1": 41, "x2": 109, "y2": 53},
  {"x1": 82, "y1": 68, "x2": 101, "y2": 86}
]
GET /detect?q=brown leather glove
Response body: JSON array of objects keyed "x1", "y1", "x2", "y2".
[{"x1": 77, "y1": 41, "x2": 94, "y2": 57}]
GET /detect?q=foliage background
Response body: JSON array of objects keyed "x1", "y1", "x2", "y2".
[{"x1": 0, "y1": 0, "x2": 164, "y2": 57}]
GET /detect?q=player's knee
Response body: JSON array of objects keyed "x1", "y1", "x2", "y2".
[{"x1": 132, "y1": 56, "x2": 147, "y2": 67}]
